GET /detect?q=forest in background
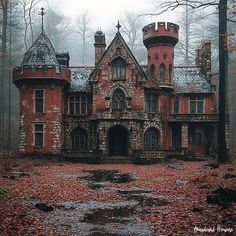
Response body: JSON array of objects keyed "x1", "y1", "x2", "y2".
[{"x1": 0, "y1": 0, "x2": 235, "y2": 157}]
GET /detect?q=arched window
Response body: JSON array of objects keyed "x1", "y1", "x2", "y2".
[
  {"x1": 159, "y1": 63, "x2": 165, "y2": 82},
  {"x1": 71, "y1": 128, "x2": 87, "y2": 150},
  {"x1": 112, "y1": 89, "x2": 125, "y2": 111},
  {"x1": 144, "y1": 128, "x2": 159, "y2": 149},
  {"x1": 169, "y1": 64, "x2": 172, "y2": 82},
  {"x1": 111, "y1": 57, "x2": 126, "y2": 79},
  {"x1": 150, "y1": 64, "x2": 155, "y2": 80}
]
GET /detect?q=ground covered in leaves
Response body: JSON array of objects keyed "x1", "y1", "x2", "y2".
[{"x1": 0, "y1": 158, "x2": 235, "y2": 235}]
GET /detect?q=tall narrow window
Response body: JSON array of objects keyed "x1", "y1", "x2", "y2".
[
  {"x1": 111, "y1": 57, "x2": 126, "y2": 79},
  {"x1": 190, "y1": 95, "x2": 204, "y2": 114},
  {"x1": 144, "y1": 128, "x2": 159, "y2": 149},
  {"x1": 35, "y1": 90, "x2": 44, "y2": 113},
  {"x1": 159, "y1": 64, "x2": 165, "y2": 82},
  {"x1": 146, "y1": 93, "x2": 158, "y2": 112},
  {"x1": 34, "y1": 124, "x2": 44, "y2": 147},
  {"x1": 169, "y1": 64, "x2": 172, "y2": 82},
  {"x1": 173, "y1": 96, "x2": 180, "y2": 113},
  {"x1": 71, "y1": 128, "x2": 87, "y2": 150},
  {"x1": 150, "y1": 64, "x2": 155, "y2": 80},
  {"x1": 69, "y1": 95, "x2": 87, "y2": 115},
  {"x1": 112, "y1": 89, "x2": 125, "y2": 111}
]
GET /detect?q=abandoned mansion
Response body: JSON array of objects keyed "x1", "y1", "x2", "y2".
[{"x1": 13, "y1": 21, "x2": 220, "y2": 161}]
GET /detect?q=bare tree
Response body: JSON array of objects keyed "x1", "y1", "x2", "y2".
[
  {"x1": 76, "y1": 12, "x2": 93, "y2": 64},
  {"x1": 44, "y1": 9, "x2": 71, "y2": 50},
  {"x1": 18, "y1": 0, "x2": 41, "y2": 50}
]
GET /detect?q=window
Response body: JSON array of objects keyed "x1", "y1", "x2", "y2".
[
  {"x1": 150, "y1": 64, "x2": 155, "y2": 80},
  {"x1": 159, "y1": 64, "x2": 165, "y2": 82},
  {"x1": 190, "y1": 95, "x2": 204, "y2": 114},
  {"x1": 169, "y1": 64, "x2": 172, "y2": 82},
  {"x1": 190, "y1": 127, "x2": 203, "y2": 145},
  {"x1": 69, "y1": 95, "x2": 87, "y2": 115},
  {"x1": 35, "y1": 90, "x2": 44, "y2": 113},
  {"x1": 144, "y1": 128, "x2": 159, "y2": 149},
  {"x1": 173, "y1": 96, "x2": 180, "y2": 113},
  {"x1": 111, "y1": 57, "x2": 126, "y2": 79},
  {"x1": 146, "y1": 93, "x2": 158, "y2": 112},
  {"x1": 112, "y1": 89, "x2": 125, "y2": 111},
  {"x1": 71, "y1": 128, "x2": 87, "y2": 150},
  {"x1": 34, "y1": 124, "x2": 44, "y2": 147}
]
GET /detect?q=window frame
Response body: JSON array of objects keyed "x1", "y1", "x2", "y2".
[
  {"x1": 71, "y1": 128, "x2": 87, "y2": 150},
  {"x1": 150, "y1": 64, "x2": 155, "y2": 80},
  {"x1": 68, "y1": 95, "x2": 87, "y2": 116},
  {"x1": 190, "y1": 95, "x2": 204, "y2": 114},
  {"x1": 112, "y1": 89, "x2": 126, "y2": 111},
  {"x1": 159, "y1": 63, "x2": 165, "y2": 82},
  {"x1": 144, "y1": 128, "x2": 159, "y2": 149},
  {"x1": 34, "y1": 123, "x2": 44, "y2": 147},
  {"x1": 111, "y1": 57, "x2": 126, "y2": 80},
  {"x1": 173, "y1": 96, "x2": 180, "y2": 114},
  {"x1": 145, "y1": 92, "x2": 158, "y2": 113},
  {"x1": 34, "y1": 89, "x2": 44, "y2": 113}
]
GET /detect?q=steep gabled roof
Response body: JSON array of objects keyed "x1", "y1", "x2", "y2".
[
  {"x1": 90, "y1": 32, "x2": 146, "y2": 80},
  {"x1": 22, "y1": 33, "x2": 59, "y2": 67}
]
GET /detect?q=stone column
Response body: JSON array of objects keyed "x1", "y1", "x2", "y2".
[{"x1": 181, "y1": 123, "x2": 188, "y2": 148}]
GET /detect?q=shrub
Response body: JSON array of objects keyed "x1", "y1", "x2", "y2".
[{"x1": 0, "y1": 186, "x2": 7, "y2": 196}]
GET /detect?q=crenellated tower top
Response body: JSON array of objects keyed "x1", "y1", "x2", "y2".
[{"x1": 142, "y1": 22, "x2": 179, "y2": 48}]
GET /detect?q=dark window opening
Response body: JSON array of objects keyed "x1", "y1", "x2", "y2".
[
  {"x1": 144, "y1": 128, "x2": 159, "y2": 149},
  {"x1": 35, "y1": 90, "x2": 44, "y2": 113},
  {"x1": 35, "y1": 124, "x2": 44, "y2": 147},
  {"x1": 173, "y1": 96, "x2": 180, "y2": 113},
  {"x1": 146, "y1": 93, "x2": 158, "y2": 112},
  {"x1": 69, "y1": 95, "x2": 87, "y2": 115},
  {"x1": 159, "y1": 64, "x2": 165, "y2": 82},
  {"x1": 190, "y1": 95, "x2": 204, "y2": 114},
  {"x1": 150, "y1": 64, "x2": 155, "y2": 80},
  {"x1": 112, "y1": 89, "x2": 125, "y2": 111},
  {"x1": 111, "y1": 57, "x2": 126, "y2": 79},
  {"x1": 169, "y1": 64, "x2": 172, "y2": 82},
  {"x1": 71, "y1": 128, "x2": 87, "y2": 150}
]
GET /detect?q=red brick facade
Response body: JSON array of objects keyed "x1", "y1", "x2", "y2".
[{"x1": 13, "y1": 22, "x2": 218, "y2": 159}]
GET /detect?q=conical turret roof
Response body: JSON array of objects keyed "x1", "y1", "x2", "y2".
[{"x1": 22, "y1": 33, "x2": 59, "y2": 67}]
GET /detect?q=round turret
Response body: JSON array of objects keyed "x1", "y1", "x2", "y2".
[{"x1": 143, "y1": 22, "x2": 179, "y2": 48}]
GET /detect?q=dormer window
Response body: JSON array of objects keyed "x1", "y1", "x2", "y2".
[{"x1": 111, "y1": 57, "x2": 126, "y2": 79}]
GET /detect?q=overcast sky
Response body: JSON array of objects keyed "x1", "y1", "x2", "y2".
[{"x1": 48, "y1": 0, "x2": 179, "y2": 30}]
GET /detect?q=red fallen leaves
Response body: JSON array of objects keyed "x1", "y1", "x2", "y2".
[{"x1": 0, "y1": 159, "x2": 236, "y2": 235}]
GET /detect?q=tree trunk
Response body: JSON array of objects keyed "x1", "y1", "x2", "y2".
[
  {"x1": 218, "y1": 0, "x2": 229, "y2": 162},
  {"x1": 0, "y1": 1, "x2": 8, "y2": 151}
]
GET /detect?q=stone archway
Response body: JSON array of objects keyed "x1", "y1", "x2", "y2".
[{"x1": 108, "y1": 125, "x2": 128, "y2": 156}]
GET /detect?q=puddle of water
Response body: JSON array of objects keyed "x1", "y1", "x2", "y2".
[
  {"x1": 43, "y1": 200, "x2": 153, "y2": 236},
  {"x1": 80, "y1": 169, "x2": 135, "y2": 184}
]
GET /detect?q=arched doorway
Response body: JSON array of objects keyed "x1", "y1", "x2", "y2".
[{"x1": 108, "y1": 125, "x2": 128, "y2": 156}]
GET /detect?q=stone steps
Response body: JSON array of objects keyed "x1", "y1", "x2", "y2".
[{"x1": 102, "y1": 156, "x2": 132, "y2": 164}]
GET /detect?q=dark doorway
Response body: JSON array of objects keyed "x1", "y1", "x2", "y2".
[
  {"x1": 172, "y1": 125, "x2": 181, "y2": 149},
  {"x1": 108, "y1": 125, "x2": 128, "y2": 156}
]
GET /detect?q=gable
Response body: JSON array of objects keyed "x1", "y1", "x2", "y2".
[{"x1": 90, "y1": 32, "x2": 146, "y2": 81}]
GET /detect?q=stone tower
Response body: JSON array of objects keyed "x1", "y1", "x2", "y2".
[
  {"x1": 142, "y1": 22, "x2": 179, "y2": 148},
  {"x1": 13, "y1": 33, "x2": 70, "y2": 156}
]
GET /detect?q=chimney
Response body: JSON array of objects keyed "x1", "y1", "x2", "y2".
[
  {"x1": 196, "y1": 40, "x2": 211, "y2": 79},
  {"x1": 94, "y1": 30, "x2": 106, "y2": 65}
]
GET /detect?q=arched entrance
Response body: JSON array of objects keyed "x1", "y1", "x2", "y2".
[{"x1": 108, "y1": 125, "x2": 128, "y2": 156}]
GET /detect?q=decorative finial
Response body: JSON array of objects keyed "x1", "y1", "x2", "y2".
[
  {"x1": 39, "y1": 7, "x2": 45, "y2": 33},
  {"x1": 116, "y1": 20, "x2": 121, "y2": 32}
]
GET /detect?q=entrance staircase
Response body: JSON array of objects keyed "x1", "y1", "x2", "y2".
[{"x1": 102, "y1": 156, "x2": 131, "y2": 164}]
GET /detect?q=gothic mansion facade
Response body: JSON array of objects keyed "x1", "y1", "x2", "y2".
[{"x1": 13, "y1": 22, "x2": 219, "y2": 160}]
